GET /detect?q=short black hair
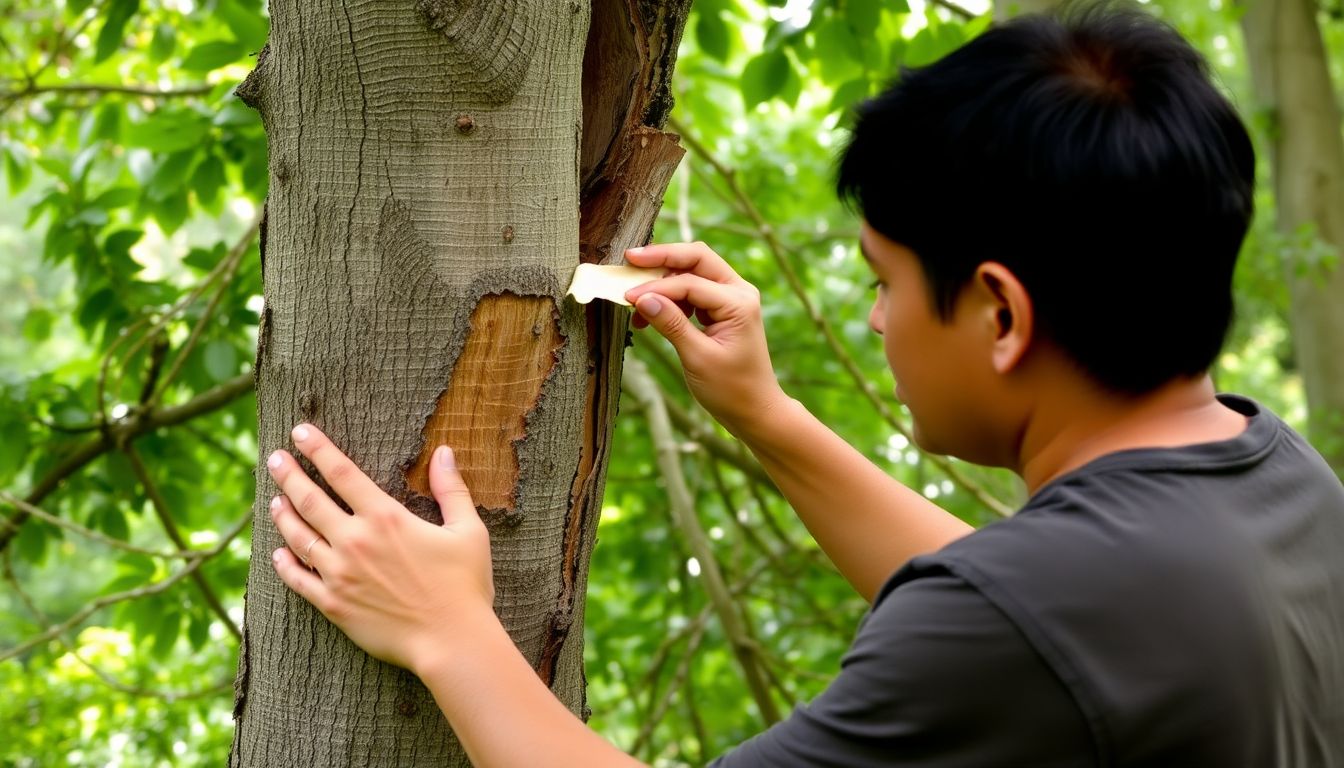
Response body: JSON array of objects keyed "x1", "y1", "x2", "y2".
[{"x1": 837, "y1": 0, "x2": 1255, "y2": 394}]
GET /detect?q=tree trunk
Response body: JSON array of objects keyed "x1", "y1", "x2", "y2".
[
  {"x1": 229, "y1": 1, "x2": 689, "y2": 764},
  {"x1": 1241, "y1": 0, "x2": 1344, "y2": 475}
]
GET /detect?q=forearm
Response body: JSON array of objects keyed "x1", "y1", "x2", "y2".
[
  {"x1": 729, "y1": 395, "x2": 974, "y2": 601},
  {"x1": 414, "y1": 607, "x2": 643, "y2": 768}
]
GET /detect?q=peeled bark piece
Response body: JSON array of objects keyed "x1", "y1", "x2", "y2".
[{"x1": 566, "y1": 264, "x2": 668, "y2": 305}]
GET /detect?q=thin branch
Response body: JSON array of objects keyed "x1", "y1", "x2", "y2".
[
  {"x1": 150, "y1": 217, "x2": 256, "y2": 401},
  {"x1": 930, "y1": 0, "x2": 978, "y2": 20},
  {"x1": 0, "y1": 372, "x2": 255, "y2": 554},
  {"x1": 0, "y1": 510, "x2": 251, "y2": 663},
  {"x1": 2, "y1": 551, "x2": 233, "y2": 701},
  {"x1": 0, "y1": 493, "x2": 215, "y2": 560},
  {"x1": 123, "y1": 445, "x2": 242, "y2": 640},
  {"x1": 0, "y1": 82, "x2": 214, "y2": 101},
  {"x1": 667, "y1": 117, "x2": 1013, "y2": 518},
  {"x1": 625, "y1": 357, "x2": 782, "y2": 726}
]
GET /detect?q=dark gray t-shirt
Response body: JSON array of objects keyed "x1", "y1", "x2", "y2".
[{"x1": 712, "y1": 396, "x2": 1344, "y2": 767}]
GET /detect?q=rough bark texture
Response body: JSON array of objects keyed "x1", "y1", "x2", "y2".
[
  {"x1": 229, "y1": 0, "x2": 688, "y2": 764},
  {"x1": 1242, "y1": 0, "x2": 1344, "y2": 474}
]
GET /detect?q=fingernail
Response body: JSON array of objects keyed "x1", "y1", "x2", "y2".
[
  {"x1": 636, "y1": 294, "x2": 662, "y2": 318},
  {"x1": 270, "y1": 496, "x2": 282, "y2": 514},
  {"x1": 267, "y1": 451, "x2": 283, "y2": 470},
  {"x1": 438, "y1": 445, "x2": 455, "y2": 470},
  {"x1": 272, "y1": 549, "x2": 282, "y2": 564},
  {"x1": 627, "y1": 246, "x2": 644, "y2": 255},
  {"x1": 292, "y1": 424, "x2": 310, "y2": 442}
]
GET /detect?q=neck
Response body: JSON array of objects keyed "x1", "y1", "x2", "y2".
[{"x1": 1016, "y1": 374, "x2": 1247, "y2": 494}]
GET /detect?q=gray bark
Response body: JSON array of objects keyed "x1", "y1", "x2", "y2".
[
  {"x1": 1242, "y1": 0, "x2": 1344, "y2": 474},
  {"x1": 229, "y1": 1, "x2": 689, "y2": 764}
]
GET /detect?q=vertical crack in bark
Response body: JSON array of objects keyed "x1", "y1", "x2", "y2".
[
  {"x1": 405, "y1": 294, "x2": 563, "y2": 513},
  {"x1": 342, "y1": 0, "x2": 369, "y2": 311},
  {"x1": 536, "y1": 301, "x2": 617, "y2": 685}
]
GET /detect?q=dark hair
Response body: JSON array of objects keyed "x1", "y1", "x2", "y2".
[{"x1": 837, "y1": 0, "x2": 1255, "y2": 394}]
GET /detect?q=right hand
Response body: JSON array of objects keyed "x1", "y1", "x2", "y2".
[{"x1": 623, "y1": 242, "x2": 788, "y2": 434}]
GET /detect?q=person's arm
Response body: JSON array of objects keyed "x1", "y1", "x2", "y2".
[
  {"x1": 624, "y1": 242, "x2": 972, "y2": 601},
  {"x1": 265, "y1": 426, "x2": 642, "y2": 767}
]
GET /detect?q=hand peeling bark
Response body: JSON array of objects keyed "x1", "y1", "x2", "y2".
[{"x1": 404, "y1": 294, "x2": 563, "y2": 512}]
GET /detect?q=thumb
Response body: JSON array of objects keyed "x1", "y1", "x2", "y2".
[
  {"x1": 428, "y1": 446, "x2": 478, "y2": 527},
  {"x1": 634, "y1": 294, "x2": 706, "y2": 357}
]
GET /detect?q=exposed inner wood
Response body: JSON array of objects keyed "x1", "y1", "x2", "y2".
[{"x1": 405, "y1": 294, "x2": 562, "y2": 510}]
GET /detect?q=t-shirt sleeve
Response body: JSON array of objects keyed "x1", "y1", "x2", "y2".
[{"x1": 708, "y1": 571, "x2": 1095, "y2": 768}]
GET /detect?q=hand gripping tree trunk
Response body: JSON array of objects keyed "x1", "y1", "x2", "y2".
[
  {"x1": 229, "y1": 1, "x2": 689, "y2": 763},
  {"x1": 1241, "y1": 0, "x2": 1344, "y2": 475}
]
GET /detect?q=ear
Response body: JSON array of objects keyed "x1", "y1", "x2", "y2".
[{"x1": 973, "y1": 262, "x2": 1034, "y2": 375}]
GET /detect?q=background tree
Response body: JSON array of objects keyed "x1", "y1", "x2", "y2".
[{"x1": 2, "y1": 0, "x2": 1339, "y2": 765}]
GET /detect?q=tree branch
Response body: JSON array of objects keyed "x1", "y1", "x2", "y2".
[
  {"x1": 667, "y1": 117, "x2": 1014, "y2": 518},
  {"x1": 930, "y1": 0, "x2": 978, "y2": 20},
  {"x1": 0, "y1": 372, "x2": 255, "y2": 554},
  {"x1": 2, "y1": 551, "x2": 233, "y2": 701},
  {"x1": 0, "y1": 82, "x2": 214, "y2": 100},
  {"x1": 0, "y1": 509, "x2": 251, "y2": 663},
  {"x1": 123, "y1": 445, "x2": 242, "y2": 640},
  {"x1": 625, "y1": 357, "x2": 782, "y2": 726},
  {"x1": 0, "y1": 492, "x2": 216, "y2": 560}
]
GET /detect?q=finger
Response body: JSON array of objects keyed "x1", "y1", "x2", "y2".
[
  {"x1": 633, "y1": 293, "x2": 714, "y2": 358},
  {"x1": 625, "y1": 273, "x2": 746, "y2": 320},
  {"x1": 289, "y1": 424, "x2": 391, "y2": 511},
  {"x1": 624, "y1": 242, "x2": 740, "y2": 284},
  {"x1": 272, "y1": 546, "x2": 335, "y2": 613},
  {"x1": 427, "y1": 446, "x2": 482, "y2": 529},
  {"x1": 267, "y1": 449, "x2": 348, "y2": 536},
  {"x1": 270, "y1": 495, "x2": 331, "y2": 571}
]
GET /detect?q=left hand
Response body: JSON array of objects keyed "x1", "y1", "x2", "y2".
[{"x1": 265, "y1": 424, "x2": 496, "y2": 673}]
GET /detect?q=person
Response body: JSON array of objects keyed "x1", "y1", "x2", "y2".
[{"x1": 260, "y1": 2, "x2": 1344, "y2": 765}]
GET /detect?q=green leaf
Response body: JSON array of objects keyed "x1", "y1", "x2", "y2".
[
  {"x1": 187, "y1": 612, "x2": 211, "y2": 651},
  {"x1": 151, "y1": 609, "x2": 182, "y2": 657},
  {"x1": 93, "y1": 104, "x2": 124, "y2": 142},
  {"x1": 95, "y1": 0, "x2": 140, "y2": 63},
  {"x1": 149, "y1": 22, "x2": 177, "y2": 62},
  {"x1": 127, "y1": 110, "x2": 211, "y2": 154},
  {"x1": 845, "y1": 0, "x2": 882, "y2": 37},
  {"x1": 0, "y1": 414, "x2": 30, "y2": 481},
  {"x1": 22, "y1": 308, "x2": 54, "y2": 343},
  {"x1": 192, "y1": 155, "x2": 226, "y2": 206},
  {"x1": 13, "y1": 521, "x2": 48, "y2": 565},
  {"x1": 104, "y1": 229, "x2": 145, "y2": 257},
  {"x1": 181, "y1": 40, "x2": 246, "y2": 72},
  {"x1": 93, "y1": 187, "x2": 139, "y2": 210},
  {"x1": 741, "y1": 49, "x2": 791, "y2": 108},
  {"x1": 3, "y1": 143, "x2": 32, "y2": 193},
  {"x1": 88, "y1": 504, "x2": 130, "y2": 542},
  {"x1": 77, "y1": 287, "x2": 115, "y2": 333},
  {"x1": 697, "y1": 12, "x2": 731, "y2": 62},
  {"x1": 148, "y1": 150, "x2": 198, "y2": 201},
  {"x1": 217, "y1": 0, "x2": 270, "y2": 51},
  {"x1": 203, "y1": 340, "x2": 239, "y2": 382},
  {"x1": 149, "y1": 192, "x2": 190, "y2": 235},
  {"x1": 70, "y1": 206, "x2": 109, "y2": 228},
  {"x1": 814, "y1": 19, "x2": 864, "y2": 84}
]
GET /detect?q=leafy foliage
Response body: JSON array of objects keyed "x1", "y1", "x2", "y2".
[{"x1": 0, "y1": 0, "x2": 1330, "y2": 764}]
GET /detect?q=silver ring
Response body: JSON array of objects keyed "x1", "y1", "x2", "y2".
[{"x1": 300, "y1": 536, "x2": 320, "y2": 567}]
